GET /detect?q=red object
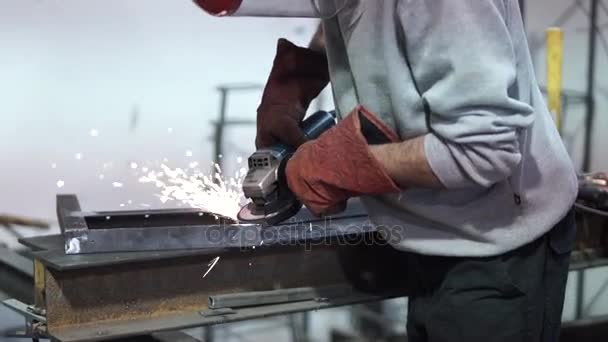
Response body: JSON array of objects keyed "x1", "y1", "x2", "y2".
[
  {"x1": 286, "y1": 105, "x2": 400, "y2": 216},
  {"x1": 192, "y1": 0, "x2": 243, "y2": 16},
  {"x1": 256, "y1": 39, "x2": 329, "y2": 148}
]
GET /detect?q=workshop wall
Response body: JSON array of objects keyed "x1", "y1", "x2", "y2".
[{"x1": 0, "y1": 0, "x2": 321, "y2": 227}]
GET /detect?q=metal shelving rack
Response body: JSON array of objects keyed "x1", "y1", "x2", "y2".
[{"x1": 524, "y1": 0, "x2": 607, "y2": 171}]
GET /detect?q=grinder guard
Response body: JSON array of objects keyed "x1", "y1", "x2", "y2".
[{"x1": 238, "y1": 110, "x2": 336, "y2": 224}]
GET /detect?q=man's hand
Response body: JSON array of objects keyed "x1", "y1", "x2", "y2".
[
  {"x1": 285, "y1": 106, "x2": 401, "y2": 216},
  {"x1": 256, "y1": 38, "x2": 329, "y2": 148}
]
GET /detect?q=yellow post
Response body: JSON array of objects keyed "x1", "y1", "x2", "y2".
[{"x1": 546, "y1": 27, "x2": 564, "y2": 131}]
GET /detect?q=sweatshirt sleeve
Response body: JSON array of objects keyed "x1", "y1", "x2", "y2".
[{"x1": 397, "y1": 0, "x2": 535, "y2": 189}]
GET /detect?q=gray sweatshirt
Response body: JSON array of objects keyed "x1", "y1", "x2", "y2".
[{"x1": 319, "y1": 0, "x2": 578, "y2": 256}]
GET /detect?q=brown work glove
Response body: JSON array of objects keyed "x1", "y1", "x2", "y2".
[
  {"x1": 256, "y1": 38, "x2": 329, "y2": 148},
  {"x1": 286, "y1": 105, "x2": 401, "y2": 216}
]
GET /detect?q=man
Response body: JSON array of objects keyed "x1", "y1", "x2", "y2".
[{"x1": 195, "y1": 1, "x2": 578, "y2": 341}]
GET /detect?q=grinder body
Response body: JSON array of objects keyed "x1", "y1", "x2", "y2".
[{"x1": 238, "y1": 110, "x2": 336, "y2": 224}]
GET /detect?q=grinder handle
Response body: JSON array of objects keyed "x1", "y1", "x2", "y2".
[{"x1": 274, "y1": 110, "x2": 337, "y2": 154}]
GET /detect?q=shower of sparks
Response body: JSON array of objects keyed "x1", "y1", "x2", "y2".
[
  {"x1": 142, "y1": 167, "x2": 149, "y2": 172},
  {"x1": 130, "y1": 162, "x2": 138, "y2": 169},
  {"x1": 89, "y1": 129, "x2": 99, "y2": 137},
  {"x1": 112, "y1": 182, "x2": 124, "y2": 188},
  {"x1": 203, "y1": 256, "x2": 220, "y2": 278},
  {"x1": 189, "y1": 161, "x2": 199, "y2": 169},
  {"x1": 138, "y1": 162, "x2": 247, "y2": 221},
  {"x1": 56, "y1": 180, "x2": 65, "y2": 188},
  {"x1": 236, "y1": 157, "x2": 243, "y2": 164}
]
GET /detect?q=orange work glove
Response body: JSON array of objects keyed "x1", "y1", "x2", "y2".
[
  {"x1": 256, "y1": 39, "x2": 330, "y2": 148},
  {"x1": 286, "y1": 105, "x2": 401, "y2": 216}
]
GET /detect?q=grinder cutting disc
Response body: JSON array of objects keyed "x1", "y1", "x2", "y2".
[{"x1": 237, "y1": 200, "x2": 302, "y2": 226}]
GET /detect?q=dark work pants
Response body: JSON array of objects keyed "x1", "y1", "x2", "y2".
[{"x1": 406, "y1": 210, "x2": 576, "y2": 342}]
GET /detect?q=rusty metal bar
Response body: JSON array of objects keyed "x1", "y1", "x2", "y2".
[{"x1": 18, "y1": 223, "x2": 409, "y2": 341}]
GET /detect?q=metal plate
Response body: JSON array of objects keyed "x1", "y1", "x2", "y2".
[{"x1": 55, "y1": 194, "x2": 371, "y2": 254}]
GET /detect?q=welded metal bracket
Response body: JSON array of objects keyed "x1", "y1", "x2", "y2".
[{"x1": 2, "y1": 298, "x2": 48, "y2": 340}]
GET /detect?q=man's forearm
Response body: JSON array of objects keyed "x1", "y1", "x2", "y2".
[{"x1": 369, "y1": 135, "x2": 444, "y2": 189}]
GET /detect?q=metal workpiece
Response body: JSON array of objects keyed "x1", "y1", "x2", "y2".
[
  {"x1": 20, "y1": 229, "x2": 408, "y2": 341},
  {"x1": 56, "y1": 194, "x2": 373, "y2": 254},
  {"x1": 10, "y1": 194, "x2": 409, "y2": 341}
]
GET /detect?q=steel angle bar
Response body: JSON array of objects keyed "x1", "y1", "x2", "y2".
[
  {"x1": 57, "y1": 194, "x2": 373, "y2": 254},
  {"x1": 63, "y1": 214, "x2": 375, "y2": 254}
]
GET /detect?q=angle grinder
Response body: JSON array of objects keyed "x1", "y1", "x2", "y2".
[{"x1": 237, "y1": 110, "x2": 337, "y2": 225}]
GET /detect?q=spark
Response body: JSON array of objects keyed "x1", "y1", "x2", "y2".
[
  {"x1": 127, "y1": 200, "x2": 132, "y2": 204},
  {"x1": 89, "y1": 129, "x2": 99, "y2": 137},
  {"x1": 167, "y1": 127, "x2": 174, "y2": 134},
  {"x1": 260, "y1": 240, "x2": 264, "y2": 246},
  {"x1": 112, "y1": 182, "x2": 124, "y2": 188},
  {"x1": 140, "y1": 203, "x2": 151, "y2": 207},
  {"x1": 56, "y1": 180, "x2": 65, "y2": 188},
  {"x1": 142, "y1": 167, "x2": 149, "y2": 172},
  {"x1": 139, "y1": 162, "x2": 246, "y2": 221},
  {"x1": 189, "y1": 161, "x2": 199, "y2": 169},
  {"x1": 74, "y1": 153, "x2": 83, "y2": 160},
  {"x1": 203, "y1": 256, "x2": 220, "y2": 278},
  {"x1": 237, "y1": 156, "x2": 243, "y2": 164},
  {"x1": 105, "y1": 216, "x2": 111, "y2": 220},
  {"x1": 51, "y1": 163, "x2": 57, "y2": 169},
  {"x1": 144, "y1": 214, "x2": 150, "y2": 219},
  {"x1": 185, "y1": 150, "x2": 193, "y2": 157},
  {"x1": 120, "y1": 203, "x2": 125, "y2": 207},
  {"x1": 130, "y1": 162, "x2": 138, "y2": 169},
  {"x1": 99, "y1": 174, "x2": 105, "y2": 180}
]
